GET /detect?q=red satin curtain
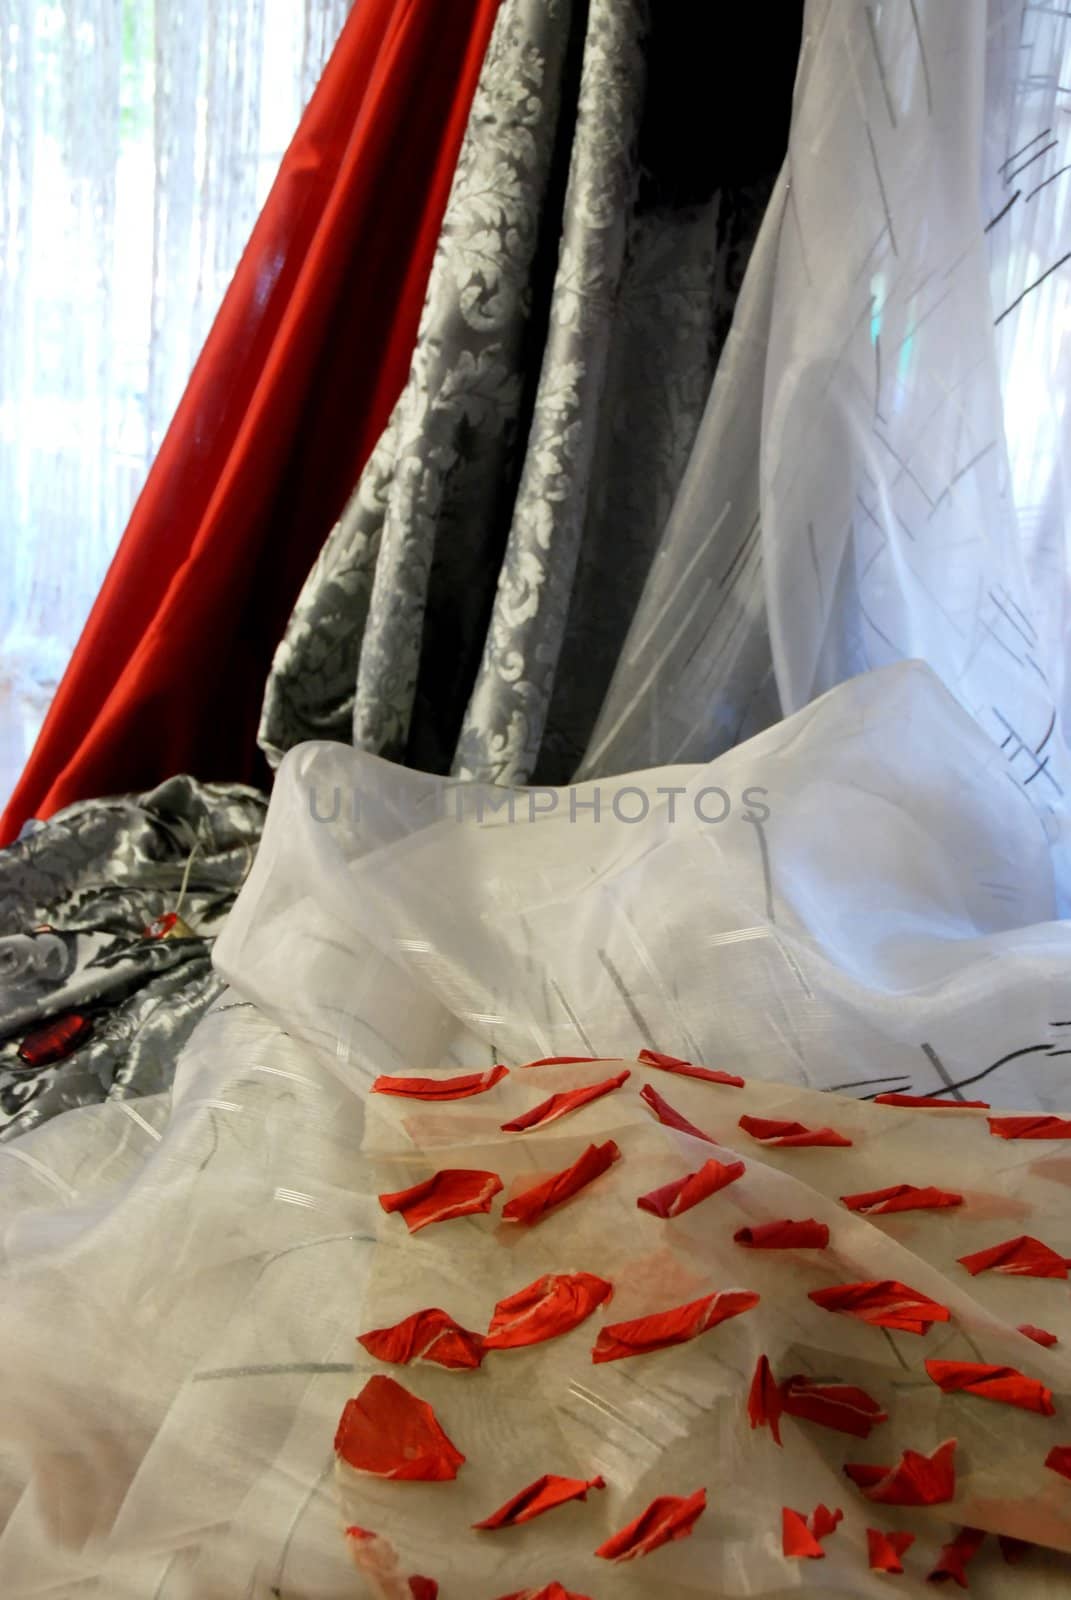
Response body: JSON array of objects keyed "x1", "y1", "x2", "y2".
[{"x1": 2, "y1": 0, "x2": 500, "y2": 844}]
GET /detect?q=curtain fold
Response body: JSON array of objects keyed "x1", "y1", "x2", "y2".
[{"x1": 0, "y1": 0, "x2": 501, "y2": 845}]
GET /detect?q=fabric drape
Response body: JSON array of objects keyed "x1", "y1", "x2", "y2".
[
  {"x1": 0, "y1": 0, "x2": 501, "y2": 845},
  {"x1": 260, "y1": 0, "x2": 799, "y2": 785}
]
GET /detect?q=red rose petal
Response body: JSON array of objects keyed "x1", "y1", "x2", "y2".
[
  {"x1": 811, "y1": 1504, "x2": 843, "y2": 1542},
  {"x1": 409, "y1": 1582, "x2": 438, "y2": 1600},
  {"x1": 924, "y1": 1359, "x2": 1054, "y2": 1415},
  {"x1": 781, "y1": 1376, "x2": 889, "y2": 1438},
  {"x1": 841, "y1": 1184, "x2": 963, "y2": 1215},
  {"x1": 957, "y1": 1234, "x2": 1069, "y2": 1279},
  {"x1": 988, "y1": 1115, "x2": 1071, "y2": 1139},
  {"x1": 357, "y1": 1308, "x2": 485, "y2": 1371},
  {"x1": 734, "y1": 1218, "x2": 830, "y2": 1248},
  {"x1": 867, "y1": 1527, "x2": 916, "y2": 1573},
  {"x1": 874, "y1": 1093, "x2": 989, "y2": 1109},
  {"x1": 594, "y1": 1488, "x2": 707, "y2": 1561},
  {"x1": 640, "y1": 1083, "x2": 718, "y2": 1143},
  {"x1": 17, "y1": 1012, "x2": 92, "y2": 1067},
  {"x1": 738, "y1": 1114, "x2": 852, "y2": 1148},
  {"x1": 334, "y1": 1376, "x2": 465, "y2": 1480},
  {"x1": 473, "y1": 1473, "x2": 606, "y2": 1529},
  {"x1": 782, "y1": 1504, "x2": 841, "y2": 1558},
  {"x1": 927, "y1": 1525, "x2": 986, "y2": 1587},
  {"x1": 379, "y1": 1169, "x2": 504, "y2": 1233},
  {"x1": 483, "y1": 1270, "x2": 614, "y2": 1349},
  {"x1": 637, "y1": 1157, "x2": 746, "y2": 1218},
  {"x1": 372, "y1": 1065, "x2": 509, "y2": 1100},
  {"x1": 845, "y1": 1439, "x2": 956, "y2": 1505},
  {"x1": 1046, "y1": 1445, "x2": 1071, "y2": 1480},
  {"x1": 494, "y1": 1587, "x2": 592, "y2": 1600},
  {"x1": 502, "y1": 1141, "x2": 620, "y2": 1225},
  {"x1": 809, "y1": 1280, "x2": 950, "y2": 1335},
  {"x1": 592, "y1": 1289, "x2": 759, "y2": 1363},
  {"x1": 1019, "y1": 1323, "x2": 1059, "y2": 1348},
  {"x1": 748, "y1": 1353, "x2": 783, "y2": 1445},
  {"x1": 501, "y1": 1070, "x2": 631, "y2": 1132},
  {"x1": 519, "y1": 1056, "x2": 600, "y2": 1068},
  {"x1": 638, "y1": 1048, "x2": 745, "y2": 1087}
]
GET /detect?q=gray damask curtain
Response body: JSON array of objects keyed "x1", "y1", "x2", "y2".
[{"x1": 260, "y1": 0, "x2": 799, "y2": 785}]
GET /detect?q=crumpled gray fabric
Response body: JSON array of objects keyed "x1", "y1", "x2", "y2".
[
  {"x1": 259, "y1": 0, "x2": 794, "y2": 785},
  {"x1": 0, "y1": 775, "x2": 265, "y2": 1139}
]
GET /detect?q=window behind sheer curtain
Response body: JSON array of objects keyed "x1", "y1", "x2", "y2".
[{"x1": 0, "y1": 0, "x2": 351, "y2": 809}]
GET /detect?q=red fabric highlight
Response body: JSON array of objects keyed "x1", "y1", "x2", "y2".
[
  {"x1": 840, "y1": 1183, "x2": 962, "y2": 1215},
  {"x1": 483, "y1": 1271, "x2": 613, "y2": 1349},
  {"x1": 637, "y1": 1157, "x2": 745, "y2": 1218},
  {"x1": 781, "y1": 1376, "x2": 889, "y2": 1438},
  {"x1": 924, "y1": 1359, "x2": 1054, "y2": 1415},
  {"x1": 734, "y1": 1218, "x2": 829, "y2": 1248},
  {"x1": 637, "y1": 1048, "x2": 745, "y2": 1087},
  {"x1": 988, "y1": 1115, "x2": 1071, "y2": 1139},
  {"x1": 957, "y1": 1234, "x2": 1069, "y2": 1278},
  {"x1": 357, "y1": 1308, "x2": 485, "y2": 1370},
  {"x1": 1045, "y1": 1446, "x2": 1071, "y2": 1480},
  {"x1": 867, "y1": 1527, "x2": 915, "y2": 1573},
  {"x1": 639, "y1": 1083, "x2": 718, "y2": 1143},
  {"x1": 738, "y1": 1114, "x2": 852, "y2": 1148},
  {"x1": 372, "y1": 1066, "x2": 508, "y2": 1100},
  {"x1": 927, "y1": 1526, "x2": 986, "y2": 1588},
  {"x1": 874, "y1": 1093, "x2": 989, "y2": 1109},
  {"x1": 473, "y1": 1474, "x2": 605, "y2": 1529},
  {"x1": 334, "y1": 1376, "x2": 465, "y2": 1480},
  {"x1": 1019, "y1": 1323, "x2": 1059, "y2": 1348},
  {"x1": 1, "y1": 0, "x2": 501, "y2": 839},
  {"x1": 809, "y1": 1280, "x2": 950, "y2": 1335},
  {"x1": 594, "y1": 1489, "x2": 707, "y2": 1561},
  {"x1": 378, "y1": 1169, "x2": 503, "y2": 1232},
  {"x1": 748, "y1": 1353, "x2": 783, "y2": 1445},
  {"x1": 845, "y1": 1440, "x2": 957, "y2": 1505},
  {"x1": 782, "y1": 1504, "x2": 842, "y2": 1558},
  {"x1": 591, "y1": 1289, "x2": 759, "y2": 1363},
  {"x1": 501, "y1": 1070, "x2": 631, "y2": 1132},
  {"x1": 502, "y1": 1141, "x2": 620, "y2": 1225}
]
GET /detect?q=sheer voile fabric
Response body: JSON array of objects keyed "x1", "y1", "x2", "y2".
[
  {"x1": 4, "y1": 665, "x2": 1071, "y2": 1594},
  {"x1": 0, "y1": 0, "x2": 501, "y2": 843},
  {"x1": 259, "y1": 0, "x2": 796, "y2": 785},
  {"x1": 582, "y1": 0, "x2": 1071, "y2": 868}
]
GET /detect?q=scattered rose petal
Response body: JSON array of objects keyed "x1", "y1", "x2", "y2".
[
  {"x1": 494, "y1": 1587, "x2": 592, "y2": 1600},
  {"x1": 867, "y1": 1527, "x2": 916, "y2": 1573},
  {"x1": 782, "y1": 1504, "x2": 842, "y2": 1558},
  {"x1": 502, "y1": 1141, "x2": 620, "y2": 1225},
  {"x1": 988, "y1": 1115, "x2": 1071, "y2": 1139},
  {"x1": 519, "y1": 1056, "x2": 600, "y2": 1069},
  {"x1": 924, "y1": 1359, "x2": 1054, "y2": 1415},
  {"x1": 927, "y1": 1526, "x2": 986, "y2": 1587},
  {"x1": 845, "y1": 1440, "x2": 957, "y2": 1505},
  {"x1": 357, "y1": 1309, "x2": 485, "y2": 1371},
  {"x1": 638, "y1": 1048, "x2": 745, "y2": 1087},
  {"x1": 734, "y1": 1218, "x2": 830, "y2": 1248},
  {"x1": 483, "y1": 1271, "x2": 613, "y2": 1349},
  {"x1": 473, "y1": 1474, "x2": 606, "y2": 1529},
  {"x1": 379, "y1": 1169, "x2": 503, "y2": 1233},
  {"x1": 372, "y1": 1066, "x2": 509, "y2": 1100},
  {"x1": 639, "y1": 1083, "x2": 718, "y2": 1143},
  {"x1": 739, "y1": 1114, "x2": 852, "y2": 1148},
  {"x1": 594, "y1": 1488, "x2": 707, "y2": 1561},
  {"x1": 809, "y1": 1280, "x2": 950, "y2": 1335},
  {"x1": 638, "y1": 1157, "x2": 745, "y2": 1218},
  {"x1": 592, "y1": 1290, "x2": 759, "y2": 1363},
  {"x1": 1020, "y1": 1323, "x2": 1059, "y2": 1348},
  {"x1": 782, "y1": 1376, "x2": 889, "y2": 1438},
  {"x1": 957, "y1": 1234, "x2": 1069, "y2": 1279},
  {"x1": 334, "y1": 1377, "x2": 464, "y2": 1480},
  {"x1": 345, "y1": 1526, "x2": 434, "y2": 1600},
  {"x1": 748, "y1": 1353, "x2": 783, "y2": 1445},
  {"x1": 1045, "y1": 1445, "x2": 1071, "y2": 1480},
  {"x1": 409, "y1": 1583, "x2": 438, "y2": 1600},
  {"x1": 874, "y1": 1093, "x2": 989, "y2": 1109},
  {"x1": 841, "y1": 1184, "x2": 963, "y2": 1215},
  {"x1": 501, "y1": 1070, "x2": 631, "y2": 1132},
  {"x1": 17, "y1": 1012, "x2": 92, "y2": 1067}
]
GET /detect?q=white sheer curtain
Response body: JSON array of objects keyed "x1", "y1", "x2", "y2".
[{"x1": 0, "y1": 0, "x2": 351, "y2": 808}]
